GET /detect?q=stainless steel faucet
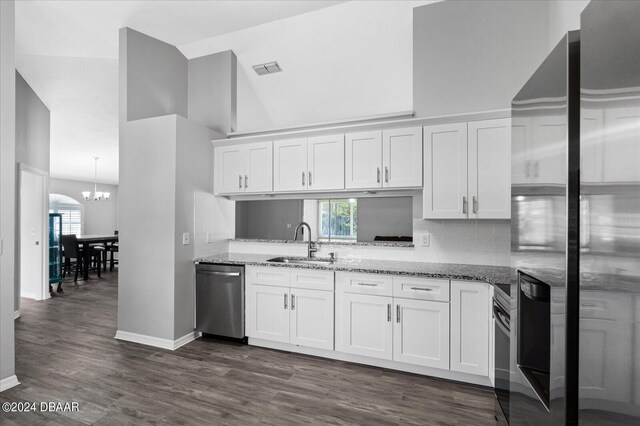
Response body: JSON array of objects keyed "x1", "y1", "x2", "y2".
[{"x1": 293, "y1": 222, "x2": 317, "y2": 258}]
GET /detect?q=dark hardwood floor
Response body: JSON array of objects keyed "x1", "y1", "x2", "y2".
[{"x1": 1, "y1": 270, "x2": 497, "y2": 425}]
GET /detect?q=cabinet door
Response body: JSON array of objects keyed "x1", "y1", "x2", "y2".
[
  {"x1": 215, "y1": 145, "x2": 245, "y2": 194},
  {"x1": 246, "y1": 285, "x2": 290, "y2": 343},
  {"x1": 382, "y1": 127, "x2": 423, "y2": 188},
  {"x1": 340, "y1": 293, "x2": 393, "y2": 360},
  {"x1": 245, "y1": 142, "x2": 273, "y2": 193},
  {"x1": 273, "y1": 138, "x2": 308, "y2": 192},
  {"x1": 468, "y1": 119, "x2": 511, "y2": 219},
  {"x1": 290, "y1": 289, "x2": 334, "y2": 350},
  {"x1": 345, "y1": 131, "x2": 382, "y2": 189},
  {"x1": 530, "y1": 115, "x2": 566, "y2": 185},
  {"x1": 307, "y1": 134, "x2": 344, "y2": 191},
  {"x1": 601, "y1": 106, "x2": 640, "y2": 183},
  {"x1": 450, "y1": 281, "x2": 490, "y2": 376},
  {"x1": 423, "y1": 123, "x2": 468, "y2": 219},
  {"x1": 511, "y1": 117, "x2": 531, "y2": 185},
  {"x1": 393, "y1": 299, "x2": 450, "y2": 369}
]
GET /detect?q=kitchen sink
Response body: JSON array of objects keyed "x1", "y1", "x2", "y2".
[{"x1": 267, "y1": 256, "x2": 334, "y2": 266}]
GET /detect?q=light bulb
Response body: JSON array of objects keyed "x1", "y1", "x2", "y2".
[{"x1": 82, "y1": 191, "x2": 91, "y2": 200}]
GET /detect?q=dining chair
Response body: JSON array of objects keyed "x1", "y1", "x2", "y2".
[{"x1": 61, "y1": 235, "x2": 102, "y2": 282}]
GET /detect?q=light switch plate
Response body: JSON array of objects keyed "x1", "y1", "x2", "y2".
[
  {"x1": 421, "y1": 233, "x2": 431, "y2": 247},
  {"x1": 182, "y1": 232, "x2": 190, "y2": 245},
  {"x1": 206, "y1": 232, "x2": 213, "y2": 243}
]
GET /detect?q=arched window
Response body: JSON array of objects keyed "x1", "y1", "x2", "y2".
[{"x1": 49, "y1": 194, "x2": 84, "y2": 235}]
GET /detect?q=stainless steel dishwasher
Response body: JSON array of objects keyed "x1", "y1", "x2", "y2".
[{"x1": 195, "y1": 263, "x2": 245, "y2": 339}]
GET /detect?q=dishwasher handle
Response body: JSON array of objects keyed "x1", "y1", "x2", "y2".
[{"x1": 197, "y1": 271, "x2": 241, "y2": 277}]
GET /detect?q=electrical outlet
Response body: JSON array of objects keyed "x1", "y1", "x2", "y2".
[
  {"x1": 421, "y1": 233, "x2": 431, "y2": 247},
  {"x1": 206, "y1": 232, "x2": 213, "y2": 243},
  {"x1": 182, "y1": 232, "x2": 190, "y2": 245},
  {"x1": 287, "y1": 223, "x2": 292, "y2": 228}
]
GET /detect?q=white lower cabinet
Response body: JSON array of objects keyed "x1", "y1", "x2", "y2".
[
  {"x1": 290, "y1": 288, "x2": 334, "y2": 350},
  {"x1": 450, "y1": 280, "x2": 490, "y2": 376},
  {"x1": 246, "y1": 284, "x2": 290, "y2": 344},
  {"x1": 394, "y1": 299, "x2": 450, "y2": 369},
  {"x1": 246, "y1": 266, "x2": 334, "y2": 351},
  {"x1": 340, "y1": 293, "x2": 393, "y2": 360},
  {"x1": 247, "y1": 267, "x2": 493, "y2": 383}
]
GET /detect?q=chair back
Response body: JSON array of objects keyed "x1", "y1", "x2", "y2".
[{"x1": 61, "y1": 234, "x2": 80, "y2": 258}]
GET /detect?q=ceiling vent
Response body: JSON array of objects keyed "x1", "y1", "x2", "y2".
[{"x1": 253, "y1": 61, "x2": 282, "y2": 76}]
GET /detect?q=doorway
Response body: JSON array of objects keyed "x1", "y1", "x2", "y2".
[{"x1": 18, "y1": 165, "x2": 49, "y2": 307}]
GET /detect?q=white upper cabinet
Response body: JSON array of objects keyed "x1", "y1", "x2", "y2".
[
  {"x1": 382, "y1": 127, "x2": 423, "y2": 188},
  {"x1": 511, "y1": 117, "x2": 531, "y2": 185},
  {"x1": 468, "y1": 118, "x2": 511, "y2": 219},
  {"x1": 601, "y1": 106, "x2": 640, "y2": 183},
  {"x1": 345, "y1": 130, "x2": 383, "y2": 189},
  {"x1": 423, "y1": 122, "x2": 468, "y2": 219},
  {"x1": 530, "y1": 115, "x2": 566, "y2": 185},
  {"x1": 307, "y1": 134, "x2": 345, "y2": 191},
  {"x1": 273, "y1": 138, "x2": 308, "y2": 192},
  {"x1": 215, "y1": 142, "x2": 273, "y2": 194},
  {"x1": 424, "y1": 119, "x2": 511, "y2": 219},
  {"x1": 245, "y1": 143, "x2": 273, "y2": 193}
]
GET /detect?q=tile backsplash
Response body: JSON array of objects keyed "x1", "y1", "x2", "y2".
[{"x1": 228, "y1": 219, "x2": 511, "y2": 266}]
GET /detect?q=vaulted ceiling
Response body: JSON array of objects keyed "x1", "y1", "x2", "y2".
[{"x1": 16, "y1": 1, "x2": 343, "y2": 184}]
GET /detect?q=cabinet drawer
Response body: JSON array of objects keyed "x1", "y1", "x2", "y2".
[
  {"x1": 393, "y1": 276, "x2": 450, "y2": 302},
  {"x1": 337, "y1": 272, "x2": 393, "y2": 296},
  {"x1": 246, "y1": 266, "x2": 290, "y2": 288},
  {"x1": 290, "y1": 269, "x2": 334, "y2": 291}
]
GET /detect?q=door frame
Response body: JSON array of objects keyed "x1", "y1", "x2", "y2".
[{"x1": 17, "y1": 163, "x2": 50, "y2": 311}]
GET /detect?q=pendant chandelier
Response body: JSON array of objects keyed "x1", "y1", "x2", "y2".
[{"x1": 82, "y1": 156, "x2": 110, "y2": 201}]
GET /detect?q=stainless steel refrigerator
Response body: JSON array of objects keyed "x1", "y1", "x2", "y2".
[{"x1": 510, "y1": 1, "x2": 640, "y2": 424}]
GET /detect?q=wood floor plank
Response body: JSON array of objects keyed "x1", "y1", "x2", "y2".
[{"x1": 3, "y1": 270, "x2": 497, "y2": 425}]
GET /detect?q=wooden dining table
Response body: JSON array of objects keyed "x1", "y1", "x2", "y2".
[{"x1": 76, "y1": 234, "x2": 118, "y2": 280}]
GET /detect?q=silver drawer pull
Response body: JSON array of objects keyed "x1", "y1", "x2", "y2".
[
  {"x1": 387, "y1": 304, "x2": 391, "y2": 322},
  {"x1": 198, "y1": 271, "x2": 241, "y2": 277},
  {"x1": 410, "y1": 287, "x2": 432, "y2": 291},
  {"x1": 357, "y1": 282, "x2": 378, "y2": 287}
]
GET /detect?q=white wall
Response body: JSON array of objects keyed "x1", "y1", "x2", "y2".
[
  {"x1": 15, "y1": 71, "x2": 49, "y2": 172},
  {"x1": 119, "y1": 115, "x2": 177, "y2": 341},
  {"x1": 174, "y1": 115, "x2": 216, "y2": 339},
  {"x1": 0, "y1": 0, "x2": 17, "y2": 390},
  {"x1": 49, "y1": 177, "x2": 119, "y2": 235},
  {"x1": 180, "y1": 1, "x2": 436, "y2": 132},
  {"x1": 548, "y1": 0, "x2": 589, "y2": 51},
  {"x1": 119, "y1": 27, "x2": 188, "y2": 123}
]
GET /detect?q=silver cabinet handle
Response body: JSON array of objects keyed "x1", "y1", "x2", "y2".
[
  {"x1": 396, "y1": 305, "x2": 400, "y2": 323},
  {"x1": 357, "y1": 282, "x2": 378, "y2": 287},
  {"x1": 284, "y1": 293, "x2": 288, "y2": 309},
  {"x1": 239, "y1": 175, "x2": 242, "y2": 189},
  {"x1": 525, "y1": 161, "x2": 531, "y2": 177},
  {"x1": 472, "y1": 196, "x2": 478, "y2": 214},
  {"x1": 385, "y1": 166, "x2": 389, "y2": 183},
  {"x1": 387, "y1": 303, "x2": 391, "y2": 322},
  {"x1": 534, "y1": 161, "x2": 540, "y2": 177},
  {"x1": 197, "y1": 271, "x2": 241, "y2": 277},
  {"x1": 462, "y1": 196, "x2": 468, "y2": 215},
  {"x1": 410, "y1": 287, "x2": 432, "y2": 291},
  {"x1": 308, "y1": 171, "x2": 312, "y2": 186},
  {"x1": 244, "y1": 175, "x2": 248, "y2": 188},
  {"x1": 302, "y1": 171, "x2": 305, "y2": 186},
  {"x1": 291, "y1": 294, "x2": 295, "y2": 310},
  {"x1": 376, "y1": 167, "x2": 381, "y2": 183}
]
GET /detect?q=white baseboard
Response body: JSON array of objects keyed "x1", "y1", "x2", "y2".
[
  {"x1": 14, "y1": 310, "x2": 20, "y2": 319},
  {"x1": 249, "y1": 338, "x2": 491, "y2": 387},
  {"x1": 115, "y1": 330, "x2": 200, "y2": 351},
  {"x1": 0, "y1": 375, "x2": 20, "y2": 392}
]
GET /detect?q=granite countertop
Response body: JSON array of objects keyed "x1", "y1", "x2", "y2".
[
  {"x1": 194, "y1": 252, "x2": 510, "y2": 286},
  {"x1": 230, "y1": 238, "x2": 415, "y2": 248}
]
